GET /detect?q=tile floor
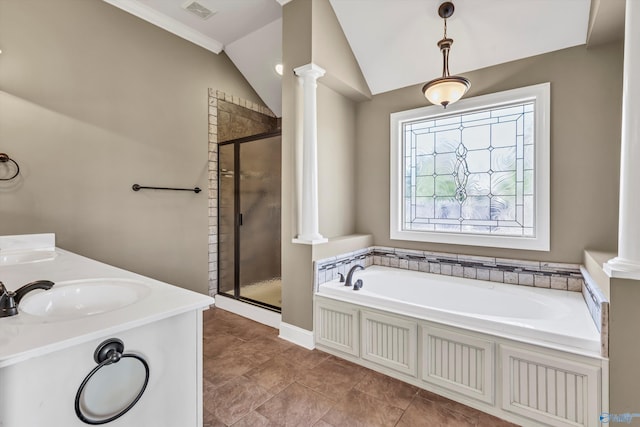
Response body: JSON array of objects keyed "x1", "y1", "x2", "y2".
[{"x1": 202, "y1": 308, "x2": 519, "y2": 427}]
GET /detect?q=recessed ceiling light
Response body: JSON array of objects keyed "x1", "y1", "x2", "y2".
[{"x1": 274, "y1": 63, "x2": 284, "y2": 76}]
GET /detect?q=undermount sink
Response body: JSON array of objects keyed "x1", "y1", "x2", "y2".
[
  {"x1": 19, "y1": 279, "x2": 151, "y2": 319},
  {"x1": 0, "y1": 250, "x2": 58, "y2": 266}
]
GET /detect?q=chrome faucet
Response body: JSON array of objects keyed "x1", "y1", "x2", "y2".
[
  {"x1": 0, "y1": 280, "x2": 55, "y2": 318},
  {"x1": 345, "y1": 264, "x2": 364, "y2": 288}
]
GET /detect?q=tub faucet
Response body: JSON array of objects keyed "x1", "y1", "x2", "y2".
[
  {"x1": 0, "y1": 280, "x2": 55, "y2": 318},
  {"x1": 345, "y1": 265, "x2": 364, "y2": 288}
]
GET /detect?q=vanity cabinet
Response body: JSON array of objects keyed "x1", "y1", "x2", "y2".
[
  {"x1": 0, "y1": 310, "x2": 207, "y2": 427},
  {"x1": 0, "y1": 235, "x2": 213, "y2": 427}
]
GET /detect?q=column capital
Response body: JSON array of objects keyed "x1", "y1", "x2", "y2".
[{"x1": 294, "y1": 63, "x2": 326, "y2": 79}]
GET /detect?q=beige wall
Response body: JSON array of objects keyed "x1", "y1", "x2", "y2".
[
  {"x1": 281, "y1": 0, "x2": 313, "y2": 328},
  {"x1": 0, "y1": 0, "x2": 264, "y2": 294},
  {"x1": 317, "y1": 83, "x2": 356, "y2": 238},
  {"x1": 311, "y1": 0, "x2": 371, "y2": 101},
  {"x1": 609, "y1": 278, "x2": 640, "y2": 421},
  {"x1": 355, "y1": 42, "x2": 623, "y2": 263}
]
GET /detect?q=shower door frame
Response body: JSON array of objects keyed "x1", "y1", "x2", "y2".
[{"x1": 217, "y1": 130, "x2": 282, "y2": 312}]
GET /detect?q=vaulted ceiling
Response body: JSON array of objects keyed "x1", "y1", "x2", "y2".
[{"x1": 102, "y1": 0, "x2": 625, "y2": 118}]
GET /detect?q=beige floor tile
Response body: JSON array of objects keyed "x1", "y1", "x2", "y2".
[
  {"x1": 281, "y1": 346, "x2": 331, "y2": 369},
  {"x1": 232, "y1": 410, "x2": 275, "y2": 427},
  {"x1": 477, "y1": 413, "x2": 521, "y2": 426},
  {"x1": 204, "y1": 376, "x2": 272, "y2": 426},
  {"x1": 397, "y1": 396, "x2": 476, "y2": 427},
  {"x1": 245, "y1": 355, "x2": 302, "y2": 395},
  {"x1": 234, "y1": 335, "x2": 295, "y2": 364},
  {"x1": 320, "y1": 389, "x2": 404, "y2": 427},
  {"x1": 203, "y1": 346, "x2": 263, "y2": 388},
  {"x1": 203, "y1": 332, "x2": 245, "y2": 358},
  {"x1": 354, "y1": 369, "x2": 420, "y2": 410},
  {"x1": 203, "y1": 409, "x2": 226, "y2": 427},
  {"x1": 256, "y1": 383, "x2": 334, "y2": 426},
  {"x1": 295, "y1": 359, "x2": 367, "y2": 400}
]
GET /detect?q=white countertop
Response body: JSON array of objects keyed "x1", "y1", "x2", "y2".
[{"x1": 0, "y1": 240, "x2": 214, "y2": 368}]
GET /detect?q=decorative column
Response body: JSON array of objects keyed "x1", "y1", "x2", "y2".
[
  {"x1": 295, "y1": 72, "x2": 304, "y2": 240},
  {"x1": 292, "y1": 63, "x2": 327, "y2": 244},
  {"x1": 605, "y1": 0, "x2": 640, "y2": 279}
]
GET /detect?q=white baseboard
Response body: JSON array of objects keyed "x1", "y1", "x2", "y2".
[
  {"x1": 279, "y1": 322, "x2": 315, "y2": 349},
  {"x1": 214, "y1": 296, "x2": 281, "y2": 329}
]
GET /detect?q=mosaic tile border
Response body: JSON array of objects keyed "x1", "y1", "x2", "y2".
[
  {"x1": 315, "y1": 246, "x2": 584, "y2": 292},
  {"x1": 580, "y1": 266, "x2": 609, "y2": 357}
]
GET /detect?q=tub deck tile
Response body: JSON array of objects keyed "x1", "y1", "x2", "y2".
[
  {"x1": 452, "y1": 265, "x2": 464, "y2": 277},
  {"x1": 550, "y1": 275, "x2": 568, "y2": 290},
  {"x1": 463, "y1": 267, "x2": 477, "y2": 279},
  {"x1": 441, "y1": 264, "x2": 453, "y2": 275},
  {"x1": 534, "y1": 275, "x2": 551, "y2": 288},
  {"x1": 477, "y1": 268, "x2": 491, "y2": 281},
  {"x1": 489, "y1": 269, "x2": 504, "y2": 283},
  {"x1": 429, "y1": 262, "x2": 442, "y2": 274}
]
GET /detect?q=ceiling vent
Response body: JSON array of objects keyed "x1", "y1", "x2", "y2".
[{"x1": 182, "y1": 1, "x2": 216, "y2": 20}]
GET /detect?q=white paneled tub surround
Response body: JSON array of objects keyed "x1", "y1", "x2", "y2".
[{"x1": 314, "y1": 266, "x2": 607, "y2": 427}]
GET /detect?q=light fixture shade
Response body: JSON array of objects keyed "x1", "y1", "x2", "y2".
[
  {"x1": 422, "y1": 76, "x2": 470, "y2": 108},
  {"x1": 422, "y1": 2, "x2": 470, "y2": 108}
]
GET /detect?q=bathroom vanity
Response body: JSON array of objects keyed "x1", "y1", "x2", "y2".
[{"x1": 0, "y1": 234, "x2": 214, "y2": 427}]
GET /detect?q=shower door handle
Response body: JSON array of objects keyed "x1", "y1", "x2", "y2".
[{"x1": 238, "y1": 213, "x2": 243, "y2": 226}]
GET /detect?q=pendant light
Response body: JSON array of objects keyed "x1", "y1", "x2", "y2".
[{"x1": 422, "y1": 2, "x2": 470, "y2": 108}]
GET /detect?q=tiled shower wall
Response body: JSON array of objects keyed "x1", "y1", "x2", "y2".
[{"x1": 207, "y1": 89, "x2": 278, "y2": 296}]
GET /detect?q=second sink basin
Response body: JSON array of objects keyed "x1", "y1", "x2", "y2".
[{"x1": 19, "y1": 279, "x2": 151, "y2": 320}]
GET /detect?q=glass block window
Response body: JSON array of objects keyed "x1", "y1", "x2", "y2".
[{"x1": 390, "y1": 84, "x2": 550, "y2": 251}]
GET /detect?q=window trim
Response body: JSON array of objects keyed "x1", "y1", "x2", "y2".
[{"x1": 390, "y1": 83, "x2": 550, "y2": 251}]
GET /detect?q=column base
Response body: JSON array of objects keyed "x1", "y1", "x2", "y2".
[
  {"x1": 292, "y1": 236, "x2": 328, "y2": 245},
  {"x1": 604, "y1": 256, "x2": 640, "y2": 280}
]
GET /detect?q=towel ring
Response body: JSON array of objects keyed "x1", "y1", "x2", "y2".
[
  {"x1": 0, "y1": 153, "x2": 19, "y2": 181},
  {"x1": 75, "y1": 338, "x2": 150, "y2": 425}
]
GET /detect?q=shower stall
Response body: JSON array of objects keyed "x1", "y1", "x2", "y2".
[{"x1": 217, "y1": 132, "x2": 281, "y2": 311}]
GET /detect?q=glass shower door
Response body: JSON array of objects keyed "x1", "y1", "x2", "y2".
[
  {"x1": 217, "y1": 133, "x2": 281, "y2": 311},
  {"x1": 238, "y1": 135, "x2": 281, "y2": 309}
]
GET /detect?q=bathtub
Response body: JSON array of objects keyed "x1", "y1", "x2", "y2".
[{"x1": 317, "y1": 265, "x2": 600, "y2": 354}]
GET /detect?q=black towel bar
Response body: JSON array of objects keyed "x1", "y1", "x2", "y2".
[{"x1": 132, "y1": 184, "x2": 201, "y2": 194}]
